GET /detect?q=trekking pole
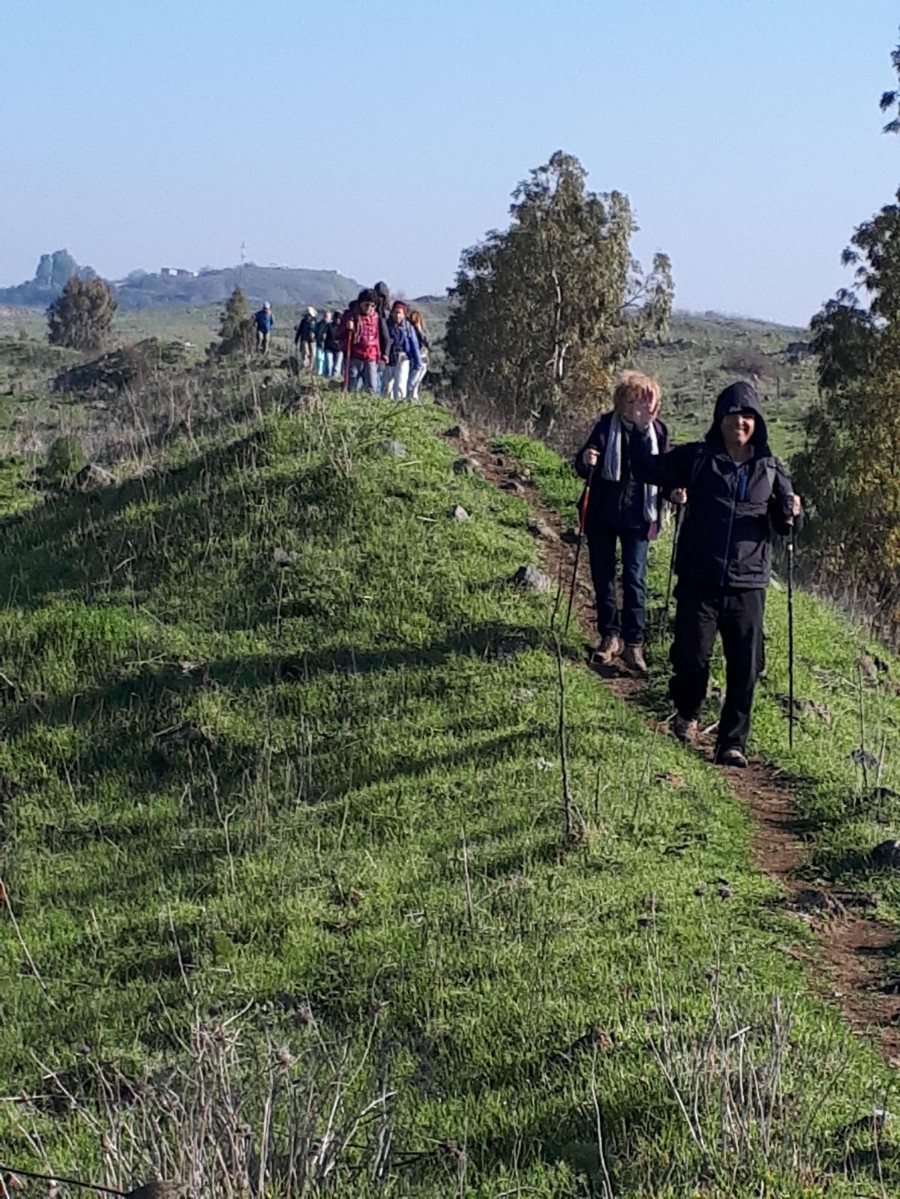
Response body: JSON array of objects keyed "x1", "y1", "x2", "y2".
[
  {"x1": 662, "y1": 501, "x2": 684, "y2": 634},
  {"x1": 564, "y1": 463, "x2": 595, "y2": 634},
  {"x1": 787, "y1": 517, "x2": 796, "y2": 749}
]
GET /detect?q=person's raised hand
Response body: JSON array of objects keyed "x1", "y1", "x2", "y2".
[{"x1": 631, "y1": 388, "x2": 654, "y2": 431}]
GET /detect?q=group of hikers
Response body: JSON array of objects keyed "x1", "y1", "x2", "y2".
[
  {"x1": 575, "y1": 371, "x2": 801, "y2": 769},
  {"x1": 253, "y1": 282, "x2": 798, "y2": 769},
  {"x1": 252, "y1": 281, "x2": 430, "y2": 400}
]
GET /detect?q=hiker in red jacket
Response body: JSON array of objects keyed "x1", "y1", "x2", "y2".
[{"x1": 342, "y1": 289, "x2": 388, "y2": 393}]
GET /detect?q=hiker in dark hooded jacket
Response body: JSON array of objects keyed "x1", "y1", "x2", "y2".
[
  {"x1": 324, "y1": 313, "x2": 344, "y2": 378},
  {"x1": 629, "y1": 380, "x2": 802, "y2": 768},
  {"x1": 373, "y1": 282, "x2": 392, "y2": 394}
]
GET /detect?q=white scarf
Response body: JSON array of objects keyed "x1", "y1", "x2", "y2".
[{"x1": 601, "y1": 413, "x2": 659, "y2": 524}]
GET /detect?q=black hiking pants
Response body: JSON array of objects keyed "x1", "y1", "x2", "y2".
[{"x1": 670, "y1": 581, "x2": 765, "y2": 755}]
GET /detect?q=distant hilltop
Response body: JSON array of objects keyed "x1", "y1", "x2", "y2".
[{"x1": 0, "y1": 251, "x2": 365, "y2": 311}]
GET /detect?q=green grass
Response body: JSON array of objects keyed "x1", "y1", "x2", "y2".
[
  {"x1": 0, "y1": 392, "x2": 895, "y2": 1194},
  {"x1": 635, "y1": 314, "x2": 817, "y2": 460}
]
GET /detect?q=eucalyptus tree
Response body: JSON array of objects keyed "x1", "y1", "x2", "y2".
[{"x1": 445, "y1": 151, "x2": 672, "y2": 430}]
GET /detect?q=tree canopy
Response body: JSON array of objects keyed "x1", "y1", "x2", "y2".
[
  {"x1": 46, "y1": 276, "x2": 117, "y2": 352},
  {"x1": 794, "y1": 39, "x2": 900, "y2": 637},
  {"x1": 444, "y1": 151, "x2": 672, "y2": 430},
  {"x1": 211, "y1": 287, "x2": 254, "y2": 358}
]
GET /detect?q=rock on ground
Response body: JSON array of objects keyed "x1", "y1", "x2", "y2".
[
  {"x1": 380, "y1": 440, "x2": 407, "y2": 458},
  {"x1": 870, "y1": 839, "x2": 900, "y2": 870},
  {"x1": 443, "y1": 424, "x2": 469, "y2": 442},
  {"x1": 527, "y1": 518, "x2": 557, "y2": 541},
  {"x1": 511, "y1": 565, "x2": 553, "y2": 594},
  {"x1": 452, "y1": 456, "x2": 480, "y2": 477},
  {"x1": 75, "y1": 463, "x2": 114, "y2": 491}
]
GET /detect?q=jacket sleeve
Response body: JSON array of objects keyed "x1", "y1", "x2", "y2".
[
  {"x1": 769, "y1": 459, "x2": 802, "y2": 535},
  {"x1": 654, "y1": 422, "x2": 675, "y2": 502},
  {"x1": 630, "y1": 429, "x2": 701, "y2": 490},
  {"x1": 379, "y1": 317, "x2": 390, "y2": 359},
  {"x1": 408, "y1": 327, "x2": 422, "y2": 371},
  {"x1": 573, "y1": 420, "x2": 607, "y2": 480}
]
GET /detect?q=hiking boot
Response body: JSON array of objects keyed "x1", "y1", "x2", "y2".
[
  {"x1": 717, "y1": 747, "x2": 748, "y2": 768},
  {"x1": 672, "y1": 714, "x2": 698, "y2": 745},
  {"x1": 622, "y1": 644, "x2": 648, "y2": 674},
  {"x1": 594, "y1": 635, "x2": 622, "y2": 665}
]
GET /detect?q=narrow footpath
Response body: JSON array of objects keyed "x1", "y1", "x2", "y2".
[{"x1": 446, "y1": 422, "x2": 900, "y2": 1067}]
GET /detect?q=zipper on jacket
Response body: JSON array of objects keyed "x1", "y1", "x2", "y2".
[{"x1": 720, "y1": 464, "x2": 739, "y2": 587}]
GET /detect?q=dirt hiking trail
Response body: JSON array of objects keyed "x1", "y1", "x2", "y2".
[{"x1": 445, "y1": 423, "x2": 900, "y2": 1067}]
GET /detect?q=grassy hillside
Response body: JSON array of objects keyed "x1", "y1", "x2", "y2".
[
  {"x1": 0, "y1": 387, "x2": 896, "y2": 1196},
  {"x1": 635, "y1": 313, "x2": 817, "y2": 460}
]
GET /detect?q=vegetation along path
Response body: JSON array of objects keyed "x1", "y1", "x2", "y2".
[
  {"x1": 4, "y1": 389, "x2": 900, "y2": 1195},
  {"x1": 446, "y1": 420, "x2": 900, "y2": 1065}
]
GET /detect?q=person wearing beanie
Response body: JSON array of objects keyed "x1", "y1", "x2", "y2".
[
  {"x1": 629, "y1": 381, "x2": 802, "y2": 768},
  {"x1": 384, "y1": 300, "x2": 422, "y2": 400}
]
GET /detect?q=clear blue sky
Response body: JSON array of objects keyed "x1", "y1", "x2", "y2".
[{"x1": 3, "y1": 0, "x2": 898, "y2": 325}]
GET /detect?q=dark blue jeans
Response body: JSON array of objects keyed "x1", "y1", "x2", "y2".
[{"x1": 587, "y1": 526, "x2": 649, "y2": 645}]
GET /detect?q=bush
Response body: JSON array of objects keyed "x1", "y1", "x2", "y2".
[
  {"x1": 47, "y1": 276, "x2": 117, "y2": 352},
  {"x1": 722, "y1": 346, "x2": 772, "y2": 379},
  {"x1": 45, "y1": 434, "x2": 86, "y2": 483},
  {"x1": 211, "y1": 287, "x2": 254, "y2": 359}
]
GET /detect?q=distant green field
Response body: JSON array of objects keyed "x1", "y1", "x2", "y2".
[{"x1": 635, "y1": 313, "x2": 817, "y2": 460}]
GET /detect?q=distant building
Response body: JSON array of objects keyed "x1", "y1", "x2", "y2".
[{"x1": 161, "y1": 267, "x2": 197, "y2": 278}]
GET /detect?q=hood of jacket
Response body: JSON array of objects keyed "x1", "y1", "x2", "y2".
[{"x1": 705, "y1": 382, "x2": 771, "y2": 455}]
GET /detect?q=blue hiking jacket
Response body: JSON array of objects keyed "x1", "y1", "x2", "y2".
[{"x1": 387, "y1": 320, "x2": 421, "y2": 370}]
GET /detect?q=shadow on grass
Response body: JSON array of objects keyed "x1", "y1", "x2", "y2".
[
  {"x1": 4, "y1": 624, "x2": 547, "y2": 743},
  {"x1": 0, "y1": 427, "x2": 359, "y2": 613}
]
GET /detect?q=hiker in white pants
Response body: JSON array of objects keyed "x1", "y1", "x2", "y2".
[
  {"x1": 407, "y1": 309, "x2": 430, "y2": 401},
  {"x1": 384, "y1": 300, "x2": 422, "y2": 400}
]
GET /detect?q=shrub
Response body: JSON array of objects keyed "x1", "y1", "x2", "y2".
[
  {"x1": 47, "y1": 276, "x2": 117, "y2": 351},
  {"x1": 45, "y1": 434, "x2": 86, "y2": 483}
]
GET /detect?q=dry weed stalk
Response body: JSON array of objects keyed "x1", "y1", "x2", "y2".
[
  {"x1": 644, "y1": 929, "x2": 855, "y2": 1188},
  {"x1": 8, "y1": 1007, "x2": 395, "y2": 1197}
]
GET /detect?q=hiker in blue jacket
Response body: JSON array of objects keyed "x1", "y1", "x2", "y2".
[
  {"x1": 254, "y1": 301, "x2": 274, "y2": 353},
  {"x1": 384, "y1": 301, "x2": 422, "y2": 400},
  {"x1": 629, "y1": 380, "x2": 802, "y2": 768}
]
